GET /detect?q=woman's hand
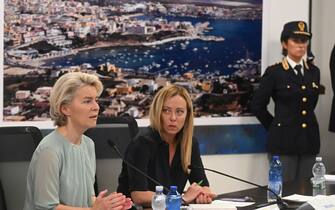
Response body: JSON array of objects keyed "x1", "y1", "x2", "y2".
[
  {"x1": 92, "y1": 190, "x2": 133, "y2": 210},
  {"x1": 195, "y1": 186, "x2": 216, "y2": 204},
  {"x1": 182, "y1": 183, "x2": 203, "y2": 204},
  {"x1": 121, "y1": 197, "x2": 133, "y2": 210}
]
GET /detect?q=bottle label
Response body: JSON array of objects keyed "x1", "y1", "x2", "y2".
[
  {"x1": 268, "y1": 181, "x2": 282, "y2": 195},
  {"x1": 311, "y1": 179, "x2": 326, "y2": 189},
  {"x1": 166, "y1": 194, "x2": 181, "y2": 210}
]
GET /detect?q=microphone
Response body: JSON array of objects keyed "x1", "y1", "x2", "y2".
[
  {"x1": 188, "y1": 165, "x2": 290, "y2": 210},
  {"x1": 107, "y1": 140, "x2": 170, "y2": 192}
]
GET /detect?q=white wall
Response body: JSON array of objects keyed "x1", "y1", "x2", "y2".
[
  {"x1": 261, "y1": 0, "x2": 309, "y2": 73},
  {"x1": 311, "y1": 0, "x2": 335, "y2": 173},
  {"x1": 201, "y1": 154, "x2": 268, "y2": 194}
]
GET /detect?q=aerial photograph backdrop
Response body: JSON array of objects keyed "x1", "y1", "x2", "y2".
[{"x1": 3, "y1": 0, "x2": 262, "y2": 122}]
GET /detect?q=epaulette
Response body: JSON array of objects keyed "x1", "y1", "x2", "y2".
[
  {"x1": 281, "y1": 57, "x2": 289, "y2": 70},
  {"x1": 303, "y1": 59, "x2": 310, "y2": 70}
]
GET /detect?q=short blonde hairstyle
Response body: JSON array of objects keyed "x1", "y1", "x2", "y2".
[
  {"x1": 49, "y1": 72, "x2": 103, "y2": 126},
  {"x1": 149, "y1": 85, "x2": 194, "y2": 173}
]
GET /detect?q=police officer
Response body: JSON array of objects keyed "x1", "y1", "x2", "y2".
[{"x1": 251, "y1": 21, "x2": 321, "y2": 181}]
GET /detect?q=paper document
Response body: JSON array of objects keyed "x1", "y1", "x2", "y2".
[
  {"x1": 189, "y1": 203, "x2": 237, "y2": 210},
  {"x1": 282, "y1": 194, "x2": 314, "y2": 202},
  {"x1": 308, "y1": 195, "x2": 335, "y2": 210},
  {"x1": 212, "y1": 199, "x2": 254, "y2": 207},
  {"x1": 325, "y1": 174, "x2": 335, "y2": 183},
  {"x1": 255, "y1": 204, "x2": 279, "y2": 210}
]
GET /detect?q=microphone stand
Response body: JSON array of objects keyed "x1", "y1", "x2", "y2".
[
  {"x1": 108, "y1": 140, "x2": 191, "y2": 206},
  {"x1": 189, "y1": 166, "x2": 290, "y2": 210},
  {"x1": 107, "y1": 140, "x2": 170, "y2": 192},
  {"x1": 107, "y1": 139, "x2": 197, "y2": 207}
]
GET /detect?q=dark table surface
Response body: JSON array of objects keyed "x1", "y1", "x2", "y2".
[{"x1": 217, "y1": 178, "x2": 335, "y2": 209}]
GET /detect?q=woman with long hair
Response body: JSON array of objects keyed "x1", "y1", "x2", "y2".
[{"x1": 117, "y1": 85, "x2": 215, "y2": 207}]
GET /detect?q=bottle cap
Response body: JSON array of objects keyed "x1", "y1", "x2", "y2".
[
  {"x1": 170, "y1": 186, "x2": 177, "y2": 191},
  {"x1": 273, "y1": 155, "x2": 279, "y2": 160},
  {"x1": 156, "y1": 186, "x2": 164, "y2": 192},
  {"x1": 316, "y1": 157, "x2": 322, "y2": 161}
]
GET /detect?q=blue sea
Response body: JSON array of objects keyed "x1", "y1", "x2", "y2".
[{"x1": 44, "y1": 17, "x2": 262, "y2": 76}]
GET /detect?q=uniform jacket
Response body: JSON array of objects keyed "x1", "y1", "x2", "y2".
[
  {"x1": 329, "y1": 45, "x2": 335, "y2": 132},
  {"x1": 251, "y1": 58, "x2": 320, "y2": 155}
]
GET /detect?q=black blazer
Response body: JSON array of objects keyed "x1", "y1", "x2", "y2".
[
  {"x1": 251, "y1": 58, "x2": 320, "y2": 155},
  {"x1": 329, "y1": 45, "x2": 335, "y2": 132}
]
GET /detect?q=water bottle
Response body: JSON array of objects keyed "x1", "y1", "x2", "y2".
[
  {"x1": 311, "y1": 156, "x2": 326, "y2": 196},
  {"x1": 151, "y1": 186, "x2": 166, "y2": 210},
  {"x1": 267, "y1": 155, "x2": 282, "y2": 202},
  {"x1": 166, "y1": 186, "x2": 181, "y2": 210}
]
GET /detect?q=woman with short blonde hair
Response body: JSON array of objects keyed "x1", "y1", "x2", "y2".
[
  {"x1": 118, "y1": 84, "x2": 215, "y2": 207},
  {"x1": 24, "y1": 72, "x2": 132, "y2": 210},
  {"x1": 49, "y1": 72, "x2": 103, "y2": 126}
]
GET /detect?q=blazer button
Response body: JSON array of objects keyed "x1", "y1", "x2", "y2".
[
  {"x1": 302, "y1": 123, "x2": 307, "y2": 128},
  {"x1": 277, "y1": 123, "x2": 281, "y2": 126},
  {"x1": 302, "y1": 110, "x2": 307, "y2": 115},
  {"x1": 302, "y1": 97, "x2": 307, "y2": 102},
  {"x1": 301, "y1": 85, "x2": 306, "y2": 90},
  {"x1": 287, "y1": 85, "x2": 290, "y2": 89}
]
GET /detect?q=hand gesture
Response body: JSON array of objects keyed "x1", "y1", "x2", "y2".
[
  {"x1": 92, "y1": 190, "x2": 133, "y2": 210},
  {"x1": 195, "y1": 186, "x2": 216, "y2": 204},
  {"x1": 182, "y1": 183, "x2": 203, "y2": 204}
]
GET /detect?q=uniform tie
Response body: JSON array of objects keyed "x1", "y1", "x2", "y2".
[{"x1": 294, "y1": 64, "x2": 303, "y2": 80}]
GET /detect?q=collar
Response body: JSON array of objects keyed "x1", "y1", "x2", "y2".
[
  {"x1": 282, "y1": 57, "x2": 310, "y2": 71},
  {"x1": 286, "y1": 56, "x2": 304, "y2": 70}
]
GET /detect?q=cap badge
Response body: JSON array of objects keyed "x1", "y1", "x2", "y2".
[{"x1": 298, "y1": 22, "x2": 305, "y2": 32}]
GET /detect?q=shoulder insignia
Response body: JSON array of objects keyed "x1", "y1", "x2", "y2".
[{"x1": 281, "y1": 57, "x2": 289, "y2": 70}]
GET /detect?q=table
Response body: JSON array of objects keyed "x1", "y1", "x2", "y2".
[{"x1": 217, "y1": 179, "x2": 335, "y2": 209}]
